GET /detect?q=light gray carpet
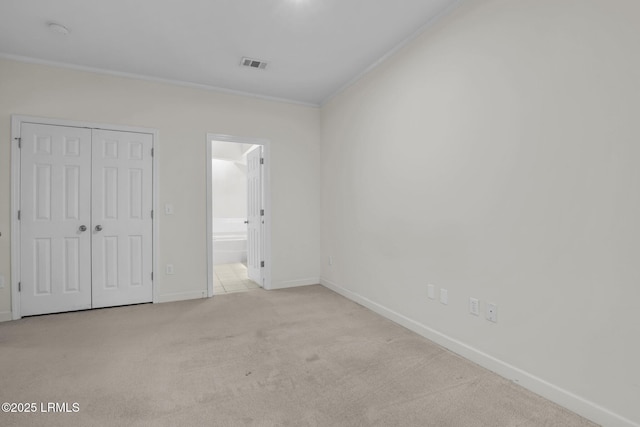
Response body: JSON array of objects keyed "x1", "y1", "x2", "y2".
[{"x1": 0, "y1": 285, "x2": 597, "y2": 426}]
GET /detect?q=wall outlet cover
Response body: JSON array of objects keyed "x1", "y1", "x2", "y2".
[
  {"x1": 487, "y1": 303, "x2": 497, "y2": 322},
  {"x1": 440, "y1": 288, "x2": 448, "y2": 305},
  {"x1": 427, "y1": 284, "x2": 435, "y2": 300}
]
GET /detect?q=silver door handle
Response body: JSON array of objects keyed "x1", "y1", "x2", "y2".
[
  {"x1": 79, "y1": 225, "x2": 87, "y2": 232},
  {"x1": 95, "y1": 225, "x2": 103, "y2": 232}
]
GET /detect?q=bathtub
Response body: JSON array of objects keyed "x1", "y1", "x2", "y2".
[{"x1": 213, "y1": 218, "x2": 247, "y2": 265}]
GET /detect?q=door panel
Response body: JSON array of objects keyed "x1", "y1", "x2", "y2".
[
  {"x1": 246, "y1": 146, "x2": 262, "y2": 285},
  {"x1": 91, "y1": 129, "x2": 153, "y2": 308},
  {"x1": 20, "y1": 123, "x2": 92, "y2": 316}
]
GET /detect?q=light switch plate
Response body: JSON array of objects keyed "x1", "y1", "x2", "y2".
[{"x1": 469, "y1": 297, "x2": 479, "y2": 316}]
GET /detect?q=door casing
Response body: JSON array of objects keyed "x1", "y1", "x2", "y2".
[
  {"x1": 206, "y1": 133, "x2": 272, "y2": 295},
  {"x1": 11, "y1": 115, "x2": 159, "y2": 320}
]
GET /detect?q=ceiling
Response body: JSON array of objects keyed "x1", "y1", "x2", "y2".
[
  {"x1": 0, "y1": 0, "x2": 459, "y2": 106},
  {"x1": 211, "y1": 140, "x2": 255, "y2": 163}
]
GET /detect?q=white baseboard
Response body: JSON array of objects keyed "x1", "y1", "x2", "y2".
[
  {"x1": 0, "y1": 311, "x2": 13, "y2": 323},
  {"x1": 155, "y1": 290, "x2": 208, "y2": 304},
  {"x1": 320, "y1": 277, "x2": 638, "y2": 427},
  {"x1": 271, "y1": 277, "x2": 319, "y2": 290}
]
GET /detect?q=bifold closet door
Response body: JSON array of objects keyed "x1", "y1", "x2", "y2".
[
  {"x1": 91, "y1": 129, "x2": 153, "y2": 308},
  {"x1": 20, "y1": 123, "x2": 93, "y2": 316},
  {"x1": 20, "y1": 124, "x2": 153, "y2": 316}
]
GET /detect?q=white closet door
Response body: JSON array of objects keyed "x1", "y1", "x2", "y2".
[
  {"x1": 20, "y1": 123, "x2": 92, "y2": 316},
  {"x1": 91, "y1": 129, "x2": 153, "y2": 308},
  {"x1": 246, "y1": 146, "x2": 263, "y2": 285}
]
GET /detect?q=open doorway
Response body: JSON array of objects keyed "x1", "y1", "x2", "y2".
[{"x1": 206, "y1": 134, "x2": 271, "y2": 296}]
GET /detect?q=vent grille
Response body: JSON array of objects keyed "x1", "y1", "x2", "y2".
[{"x1": 241, "y1": 57, "x2": 268, "y2": 70}]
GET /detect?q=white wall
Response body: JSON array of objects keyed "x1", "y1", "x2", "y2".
[
  {"x1": 320, "y1": 0, "x2": 640, "y2": 426},
  {"x1": 212, "y1": 158, "x2": 247, "y2": 220},
  {"x1": 0, "y1": 57, "x2": 321, "y2": 314}
]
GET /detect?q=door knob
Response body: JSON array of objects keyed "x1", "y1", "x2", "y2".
[
  {"x1": 79, "y1": 225, "x2": 87, "y2": 232},
  {"x1": 95, "y1": 225, "x2": 103, "y2": 232},
  {"x1": 244, "y1": 220, "x2": 249, "y2": 224}
]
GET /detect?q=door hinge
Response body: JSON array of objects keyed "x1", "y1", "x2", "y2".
[
  {"x1": 151, "y1": 148, "x2": 154, "y2": 157},
  {"x1": 260, "y1": 261, "x2": 265, "y2": 268},
  {"x1": 151, "y1": 210, "x2": 154, "y2": 219},
  {"x1": 260, "y1": 157, "x2": 264, "y2": 165},
  {"x1": 260, "y1": 209, "x2": 264, "y2": 216},
  {"x1": 18, "y1": 282, "x2": 21, "y2": 292},
  {"x1": 15, "y1": 137, "x2": 22, "y2": 148},
  {"x1": 17, "y1": 210, "x2": 21, "y2": 220},
  {"x1": 151, "y1": 272, "x2": 153, "y2": 280}
]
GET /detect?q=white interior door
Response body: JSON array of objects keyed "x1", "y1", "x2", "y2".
[
  {"x1": 19, "y1": 123, "x2": 153, "y2": 316},
  {"x1": 20, "y1": 123, "x2": 92, "y2": 316},
  {"x1": 91, "y1": 129, "x2": 153, "y2": 308},
  {"x1": 246, "y1": 146, "x2": 262, "y2": 285}
]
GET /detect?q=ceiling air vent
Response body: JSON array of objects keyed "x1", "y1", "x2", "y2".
[{"x1": 241, "y1": 57, "x2": 268, "y2": 70}]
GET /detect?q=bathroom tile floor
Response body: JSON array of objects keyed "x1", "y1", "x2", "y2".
[{"x1": 214, "y1": 262, "x2": 261, "y2": 295}]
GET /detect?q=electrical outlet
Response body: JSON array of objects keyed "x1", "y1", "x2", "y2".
[
  {"x1": 328, "y1": 256, "x2": 333, "y2": 266},
  {"x1": 427, "y1": 284, "x2": 435, "y2": 300},
  {"x1": 166, "y1": 264, "x2": 174, "y2": 275},
  {"x1": 469, "y1": 297, "x2": 479, "y2": 316},
  {"x1": 440, "y1": 288, "x2": 448, "y2": 305},
  {"x1": 487, "y1": 303, "x2": 497, "y2": 322},
  {"x1": 165, "y1": 204, "x2": 174, "y2": 215}
]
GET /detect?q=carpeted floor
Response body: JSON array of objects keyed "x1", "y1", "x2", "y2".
[{"x1": 0, "y1": 285, "x2": 597, "y2": 426}]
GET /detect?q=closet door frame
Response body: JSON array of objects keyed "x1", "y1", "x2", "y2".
[{"x1": 10, "y1": 115, "x2": 159, "y2": 320}]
